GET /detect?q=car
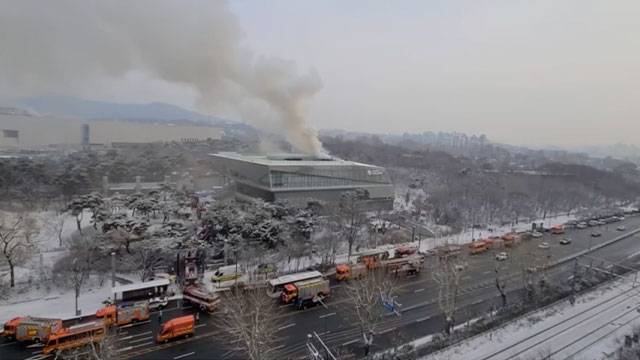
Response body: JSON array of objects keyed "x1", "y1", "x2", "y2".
[
  {"x1": 576, "y1": 222, "x2": 588, "y2": 229},
  {"x1": 455, "y1": 262, "x2": 468, "y2": 272},
  {"x1": 560, "y1": 238, "x2": 572, "y2": 245},
  {"x1": 588, "y1": 220, "x2": 599, "y2": 227},
  {"x1": 148, "y1": 296, "x2": 169, "y2": 310},
  {"x1": 597, "y1": 220, "x2": 607, "y2": 226},
  {"x1": 591, "y1": 232, "x2": 602, "y2": 237},
  {"x1": 617, "y1": 226, "x2": 626, "y2": 231},
  {"x1": 531, "y1": 231, "x2": 543, "y2": 238},
  {"x1": 538, "y1": 242, "x2": 550, "y2": 249},
  {"x1": 619, "y1": 216, "x2": 626, "y2": 221},
  {"x1": 495, "y1": 252, "x2": 508, "y2": 261}
]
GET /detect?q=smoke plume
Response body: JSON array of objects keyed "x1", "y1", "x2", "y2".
[{"x1": 0, "y1": 0, "x2": 324, "y2": 155}]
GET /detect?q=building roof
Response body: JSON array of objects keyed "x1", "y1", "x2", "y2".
[{"x1": 211, "y1": 152, "x2": 380, "y2": 168}]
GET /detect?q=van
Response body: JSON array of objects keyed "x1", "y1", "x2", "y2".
[
  {"x1": 156, "y1": 315, "x2": 195, "y2": 343},
  {"x1": 212, "y1": 266, "x2": 243, "y2": 282}
]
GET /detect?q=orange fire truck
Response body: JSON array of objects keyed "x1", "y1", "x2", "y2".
[
  {"x1": 96, "y1": 301, "x2": 149, "y2": 326},
  {"x1": 2, "y1": 316, "x2": 62, "y2": 342}
]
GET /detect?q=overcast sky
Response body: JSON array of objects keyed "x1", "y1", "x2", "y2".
[{"x1": 3, "y1": 0, "x2": 640, "y2": 148}]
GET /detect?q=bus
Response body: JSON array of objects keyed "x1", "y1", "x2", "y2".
[
  {"x1": 43, "y1": 321, "x2": 105, "y2": 355},
  {"x1": 112, "y1": 279, "x2": 170, "y2": 304},
  {"x1": 267, "y1": 271, "x2": 323, "y2": 298}
]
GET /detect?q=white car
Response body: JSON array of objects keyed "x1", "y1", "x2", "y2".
[
  {"x1": 455, "y1": 262, "x2": 469, "y2": 272},
  {"x1": 617, "y1": 225, "x2": 626, "y2": 231},
  {"x1": 576, "y1": 222, "x2": 588, "y2": 229},
  {"x1": 538, "y1": 242, "x2": 550, "y2": 249},
  {"x1": 531, "y1": 231, "x2": 543, "y2": 238},
  {"x1": 496, "y1": 252, "x2": 508, "y2": 261}
]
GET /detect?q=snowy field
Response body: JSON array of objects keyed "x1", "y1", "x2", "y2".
[{"x1": 418, "y1": 271, "x2": 640, "y2": 360}]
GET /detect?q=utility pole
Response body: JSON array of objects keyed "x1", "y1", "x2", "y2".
[{"x1": 111, "y1": 252, "x2": 116, "y2": 287}]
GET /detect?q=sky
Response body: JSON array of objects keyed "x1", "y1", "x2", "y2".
[{"x1": 1, "y1": 0, "x2": 639, "y2": 148}]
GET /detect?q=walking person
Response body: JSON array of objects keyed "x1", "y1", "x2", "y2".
[
  {"x1": 195, "y1": 311, "x2": 200, "y2": 324},
  {"x1": 158, "y1": 309, "x2": 163, "y2": 323}
]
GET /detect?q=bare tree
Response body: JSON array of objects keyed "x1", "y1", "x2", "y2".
[
  {"x1": 88, "y1": 325, "x2": 120, "y2": 360},
  {"x1": 494, "y1": 255, "x2": 509, "y2": 308},
  {"x1": 124, "y1": 247, "x2": 163, "y2": 282},
  {"x1": 220, "y1": 289, "x2": 284, "y2": 360},
  {"x1": 338, "y1": 189, "x2": 369, "y2": 261},
  {"x1": 343, "y1": 269, "x2": 399, "y2": 357},
  {"x1": 431, "y1": 250, "x2": 466, "y2": 334},
  {"x1": 54, "y1": 231, "x2": 100, "y2": 315},
  {"x1": 0, "y1": 213, "x2": 34, "y2": 287},
  {"x1": 45, "y1": 213, "x2": 67, "y2": 247}
]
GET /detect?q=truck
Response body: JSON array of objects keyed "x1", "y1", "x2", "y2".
[
  {"x1": 469, "y1": 241, "x2": 488, "y2": 254},
  {"x1": 436, "y1": 245, "x2": 461, "y2": 259},
  {"x1": 2, "y1": 316, "x2": 62, "y2": 342},
  {"x1": 380, "y1": 255, "x2": 423, "y2": 276},
  {"x1": 335, "y1": 263, "x2": 367, "y2": 281},
  {"x1": 156, "y1": 315, "x2": 195, "y2": 343},
  {"x1": 281, "y1": 278, "x2": 330, "y2": 309},
  {"x1": 502, "y1": 234, "x2": 515, "y2": 247},
  {"x1": 183, "y1": 286, "x2": 221, "y2": 312},
  {"x1": 96, "y1": 301, "x2": 149, "y2": 326}
]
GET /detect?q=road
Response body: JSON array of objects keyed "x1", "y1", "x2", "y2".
[{"x1": 3, "y1": 216, "x2": 640, "y2": 360}]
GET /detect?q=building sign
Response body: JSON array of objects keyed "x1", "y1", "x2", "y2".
[
  {"x1": 367, "y1": 169, "x2": 384, "y2": 176},
  {"x1": 3, "y1": 129, "x2": 19, "y2": 138}
]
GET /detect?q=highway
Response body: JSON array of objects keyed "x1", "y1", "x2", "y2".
[{"x1": 3, "y1": 216, "x2": 640, "y2": 360}]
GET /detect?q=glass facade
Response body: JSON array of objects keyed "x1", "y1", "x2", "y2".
[{"x1": 269, "y1": 165, "x2": 390, "y2": 190}]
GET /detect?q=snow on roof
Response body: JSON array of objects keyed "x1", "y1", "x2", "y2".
[
  {"x1": 210, "y1": 152, "x2": 381, "y2": 168},
  {"x1": 111, "y1": 279, "x2": 170, "y2": 294}
]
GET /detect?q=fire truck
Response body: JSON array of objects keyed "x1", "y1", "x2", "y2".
[
  {"x1": 380, "y1": 255, "x2": 423, "y2": 277},
  {"x1": 281, "y1": 278, "x2": 330, "y2": 309},
  {"x1": 96, "y1": 301, "x2": 150, "y2": 326},
  {"x1": 2, "y1": 316, "x2": 62, "y2": 342},
  {"x1": 183, "y1": 286, "x2": 221, "y2": 312}
]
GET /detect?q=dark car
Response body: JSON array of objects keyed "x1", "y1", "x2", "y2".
[
  {"x1": 591, "y1": 232, "x2": 602, "y2": 237},
  {"x1": 560, "y1": 238, "x2": 572, "y2": 245}
]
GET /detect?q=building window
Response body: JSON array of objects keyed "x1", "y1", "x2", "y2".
[{"x1": 3, "y1": 129, "x2": 18, "y2": 138}]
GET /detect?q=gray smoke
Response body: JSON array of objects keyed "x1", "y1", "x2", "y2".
[{"x1": 0, "y1": 0, "x2": 324, "y2": 155}]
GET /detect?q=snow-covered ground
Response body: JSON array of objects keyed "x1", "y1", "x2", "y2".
[
  {"x1": 418, "y1": 271, "x2": 640, "y2": 360},
  {"x1": 0, "y1": 276, "x2": 118, "y2": 324}
]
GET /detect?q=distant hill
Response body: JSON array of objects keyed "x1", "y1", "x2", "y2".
[{"x1": 18, "y1": 95, "x2": 230, "y2": 126}]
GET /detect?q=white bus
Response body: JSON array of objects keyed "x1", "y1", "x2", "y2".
[
  {"x1": 267, "y1": 271, "x2": 323, "y2": 298},
  {"x1": 112, "y1": 279, "x2": 170, "y2": 308}
]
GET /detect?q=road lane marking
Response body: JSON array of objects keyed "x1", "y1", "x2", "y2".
[
  {"x1": 277, "y1": 323, "x2": 296, "y2": 331},
  {"x1": 194, "y1": 323, "x2": 207, "y2": 329},
  {"x1": 330, "y1": 284, "x2": 342, "y2": 289},
  {"x1": 414, "y1": 288, "x2": 425, "y2": 293},
  {"x1": 174, "y1": 352, "x2": 196, "y2": 359},
  {"x1": 26, "y1": 343, "x2": 45, "y2": 348},
  {"x1": 482, "y1": 271, "x2": 491, "y2": 275},
  {"x1": 462, "y1": 276, "x2": 472, "y2": 280},
  {"x1": 378, "y1": 327, "x2": 396, "y2": 334},
  {"x1": 319, "y1": 312, "x2": 336, "y2": 319},
  {"x1": 341, "y1": 339, "x2": 359, "y2": 346},
  {"x1": 279, "y1": 303, "x2": 294, "y2": 308},
  {"x1": 32, "y1": 350, "x2": 43, "y2": 354},
  {"x1": 0, "y1": 341, "x2": 17, "y2": 347},
  {"x1": 121, "y1": 320, "x2": 150, "y2": 328},
  {"x1": 416, "y1": 315, "x2": 431, "y2": 323},
  {"x1": 118, "y1": 346, "x2": 133, "y2": 352},
  {"x1": 131, "y1": 341, "x2": 154, "y2": 349},
  {"x1": 120, "y1": 331, "x2": 152, "y2": 340},
  {"x1": 130, "y1": 337, "x2": 153, "y2": 344}
]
